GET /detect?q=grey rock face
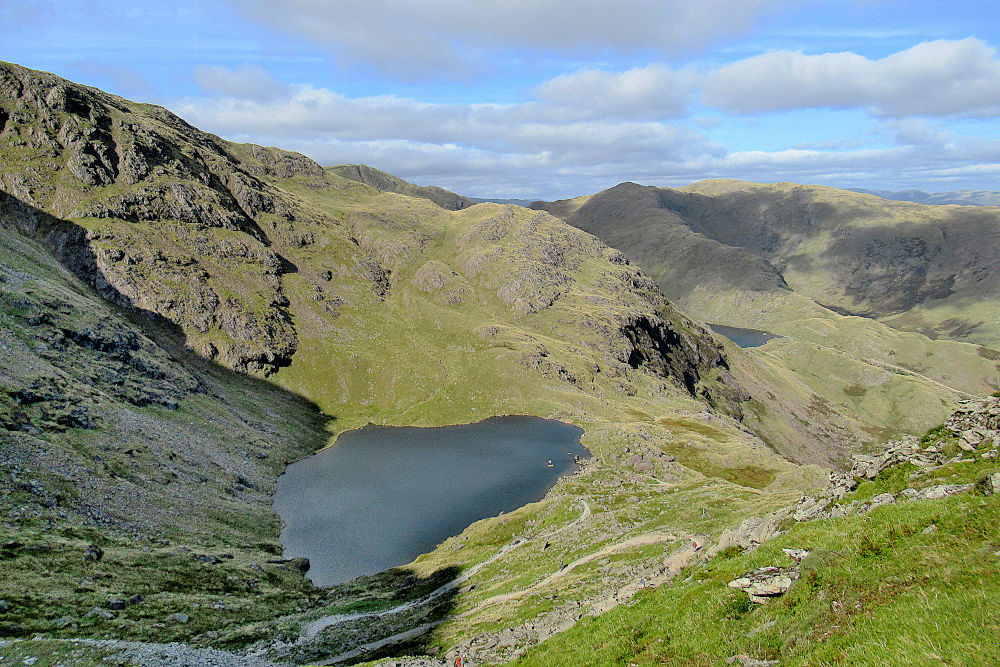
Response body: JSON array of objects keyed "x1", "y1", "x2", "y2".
[{"x1": 728, "y1": 566, "x2": 801, "y2": 603}]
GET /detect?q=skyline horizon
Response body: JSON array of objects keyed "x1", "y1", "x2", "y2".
[{"x1": 3, "y1": 1, "x2": 999, "y2": 199}]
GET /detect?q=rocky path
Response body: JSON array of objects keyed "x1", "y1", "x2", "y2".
[
  {"x1": 459, "y1": 530, "x2": 685, "y2": 616},
  {"x1": 314, "y1": 622, "x2": 442, "y2": 666}
]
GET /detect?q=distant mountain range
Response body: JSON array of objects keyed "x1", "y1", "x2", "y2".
[
  {"x1": 848, "y1": 187, "x2": 1000, "y2": 207},
  {"x1": 470, "y1": 197, "x2": 535, "y2": 206},
  {"x1": 533, "y1": 180, "x2": 1000, "y2": 346}
]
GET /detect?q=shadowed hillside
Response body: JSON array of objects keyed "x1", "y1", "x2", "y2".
[
  {"x1": 533, "y1": 181, "x2": 1000, "y2": 446},
  {"x1": 850, "y1": 187, "x2": 1000, "y2": 207}
]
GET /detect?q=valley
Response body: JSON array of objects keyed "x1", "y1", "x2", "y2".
[{"x1": 0, "y1": 60, "x2": 998, "y2": 667}]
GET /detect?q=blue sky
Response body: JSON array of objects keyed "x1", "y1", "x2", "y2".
[{"x1": 3, "y1": 0, "x2": 1000, "y2": 199}]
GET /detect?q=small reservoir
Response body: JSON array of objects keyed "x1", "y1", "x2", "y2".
[
  {"x1": 273, "y1": 415, "x2": 588, "y2": 586},
  {"x1": 708, "y1": 323, "x2": 779, "y2": 348}
]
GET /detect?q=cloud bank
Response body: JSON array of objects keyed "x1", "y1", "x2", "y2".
[
  {"x1": 703, "y1": 38, "x2": 1000, "y2": 117},
  {"x1": 226, "y1": 0, "x2": 792, "y2": 78},
  {"x1": 176, "y1": 42, "x2": 1000, "y2": 198}
]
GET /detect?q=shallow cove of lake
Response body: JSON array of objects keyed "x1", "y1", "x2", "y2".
[{"x1": 273, "y1": 415, "x2": 588, "y2": 587}]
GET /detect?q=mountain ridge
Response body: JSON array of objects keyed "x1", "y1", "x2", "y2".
[
  {"x1": 849, "y1": 187, "x2": 1000, "y2": 207},
  {"x1": 327, "y1": 163, "x2": 478, "y2": 211}
]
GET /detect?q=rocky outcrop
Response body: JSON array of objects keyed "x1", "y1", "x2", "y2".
[
  {"x1": 711, "y1": 397, "x2": 999, "y2": 560},
  {"x1": 829, "y1": 396, "x2": 1000, "y2": 496},
  {"x1": 0, "y1": 61, "x2": 310, "y2": 375},
  {"x1": 728, "y1": 565, "x2": 802, "y2": 603},
  {"x1": 945, "y1": 397, "x2": 1000, "y2": 450}
]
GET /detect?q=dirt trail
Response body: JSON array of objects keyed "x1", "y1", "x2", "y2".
[
  {"x1": 300, "y1": 500, "x2": 591, "y2": 641},
  {"x1": 459, "y1": 530, "x2": 694, "y2": 616},
  {"x1": 587, "y1": 537, "x2": 702, "y2": 616}
]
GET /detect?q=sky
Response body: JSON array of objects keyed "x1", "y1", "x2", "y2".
[{"x1": 3, "y1": 0, "x2": 1000, "y2": 199}]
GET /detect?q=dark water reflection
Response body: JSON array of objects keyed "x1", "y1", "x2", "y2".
[
  {"x1": 708, "y1": 323, "x2": 779, "y2": 348},
  {"x1": 273, "y1": 415, "x2": 588, "y2": 586}
]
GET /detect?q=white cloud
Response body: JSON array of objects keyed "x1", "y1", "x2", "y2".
[
  {"x1": 225, "y1": 0, "x2": 793, "y2": 78},
  {"x1": 702, "y1": 38, "x2": 1000, "y2": 117},
  {"x1": 535, "y1": 65, "x2": 698, "y2": 120},
  {"x1": 194, "y1": 65, "x2": 291, "y2": 102},
  {"x1": 173, "y1": 72, "x2": 1000, "y2": 198},
  {"x1": 175, "y1": 83, "x2": 715, "y2": 163}
]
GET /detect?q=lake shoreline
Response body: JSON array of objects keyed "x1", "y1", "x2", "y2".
[{"x1": 273, "y1": 415, "x2": 590, "y2": 587}]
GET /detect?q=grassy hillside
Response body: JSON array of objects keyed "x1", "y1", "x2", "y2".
[
  {"x1": 2, "y1": 60, "x2": 997, "y2": 665},
  {"x1": 533, "y1": 181, "x2": 1000, "y2": 446},
  {"x1": 514, "y1": 416, "x2": 1000, "y2": 666},
  {"x1": 328, "y1": 164, "x2": 477, "y2": 211}
]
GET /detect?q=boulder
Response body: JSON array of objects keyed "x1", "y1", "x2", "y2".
[
  {"x1": 728, "y1": 566, "x2": 800, "y2": 602},
  {"x1": 916, "y1": 484, "x2": 972, "y2": 500},
  {"x1": 975, "y1": 472, "x2": 1000, "y2": 496},
  {"x1": 710, "y1": 509, "x2": 790, "y2": 555},
  {"x1": 266, "y1": 556, "x2": 310, "y2": 573},
  {"x1": 85, "y1": 607, "x2": 114, "y2": 620},
  {"x1": 54, "y1": 615, "x2": 76, "y2": 629},
  {"x1": 166, "y1": 612, "x2": 190, "y2": 624},
  {"x1": 860, "y1": 492, "x2": 896, "y2": 513}
]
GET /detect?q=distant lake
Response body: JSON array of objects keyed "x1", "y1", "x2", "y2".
[
  {"x1": 273, "y1": 416, "x2": 588, "y2": 587},
  {"x1": 708, "y1": 323, "x2": 779, "y2": 348}
]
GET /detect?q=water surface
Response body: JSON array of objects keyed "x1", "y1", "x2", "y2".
[
  {"x1": 708, "y1": 323, "x2": 779, "y2": 348},
  {"x1": 273, "y1": 415, "x2": 587, "y2": 586}
]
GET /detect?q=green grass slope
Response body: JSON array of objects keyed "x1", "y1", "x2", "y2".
[{"x1": 515, "y1": 423, "x2": 1000, "y2": 666}]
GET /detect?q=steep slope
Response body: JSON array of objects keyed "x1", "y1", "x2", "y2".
[
  {"x1": 1, "y1": 62, "x2": 839, "y2": 656},
  {"x1": 0, "y1": 219, "x2": 330, "y2": 642},
  {"x1": 677, "y1": 179, "x2": 1000, "y2": 340},
  {"x1": 328, "y1": 163, "x2": 477, "y2": 211}
]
